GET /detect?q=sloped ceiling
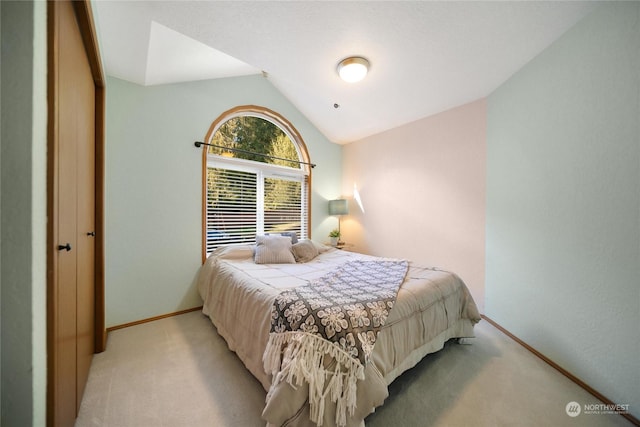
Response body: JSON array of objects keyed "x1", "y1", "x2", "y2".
[{"x1": 93, "y1": 1, "x2": 597, "y2": 144}]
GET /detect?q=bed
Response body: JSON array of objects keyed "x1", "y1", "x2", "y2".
[{"x1": 197, "y1": 237, "x2": 480, "y2": 427}]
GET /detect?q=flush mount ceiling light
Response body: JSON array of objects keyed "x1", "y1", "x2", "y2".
[{"x1": 337, "y1": 56, "x2": 369, "y2": 83}]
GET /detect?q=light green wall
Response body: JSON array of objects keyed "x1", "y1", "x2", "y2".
[
  {"x1": 486, "y1": 2, "x2": 639, "y2": 417},
  {"x1": 0, "y1": 1, "x2": 47, "y2": 425},
  {"x1": 105, "y1": 75, "x2": 341, "y2": 327}
]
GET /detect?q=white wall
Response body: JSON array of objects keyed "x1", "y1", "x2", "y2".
[
  {"x1": 486, "y1": 2, "x2": 639, "y2": 417},
  {"x1": 105, "y1": 75, "x2": 342, "y2": 327},
  {"x1": 0, "y1": 1, "x2": 47, "y2": 425},
  {"x1": 342, "y1": 99, "x2": 486, "y2": 312}
]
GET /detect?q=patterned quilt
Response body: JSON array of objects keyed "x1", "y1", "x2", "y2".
[{"x1": 263, "y1": 259, "x2": 409, "y2": 427}]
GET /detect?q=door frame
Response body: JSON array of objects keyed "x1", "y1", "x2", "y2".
[{"x1": 46, "y1": 0, "x2": 106, "y2": 424}]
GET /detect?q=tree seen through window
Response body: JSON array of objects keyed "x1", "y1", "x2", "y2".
[{"x1": 209, "y1": 116, "x2": 300, "y2": 168}]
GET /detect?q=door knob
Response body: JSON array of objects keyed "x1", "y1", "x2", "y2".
[
  {"x1": 58, "y1": 243, "x2": 71, "y2": 252},
  {"x1": 87, "y1": 231, "x2": 95, "y2": 236}
]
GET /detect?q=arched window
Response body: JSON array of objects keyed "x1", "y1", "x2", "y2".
[{"x1": 202, "y1": 105, "x2": 312, "y2": 258}]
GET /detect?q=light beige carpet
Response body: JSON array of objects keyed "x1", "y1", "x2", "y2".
[{"x1": 76, "y1": 311, "x2": 633, "y2": 427}]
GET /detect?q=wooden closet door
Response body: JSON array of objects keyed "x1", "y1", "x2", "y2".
[
  {"x1": 50, "y1": 1, "x2": 96, "y2": 425},
  {"x1": 74, "y1": 22, "x2": 96, "y2": 410}
]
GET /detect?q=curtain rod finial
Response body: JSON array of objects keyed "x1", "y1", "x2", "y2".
[{"x1": 194, "y1": 141, "x2": 203, "y2": 148}]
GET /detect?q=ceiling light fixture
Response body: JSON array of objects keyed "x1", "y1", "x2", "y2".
[{"x1": 337, "y1": 56, "x2": 369, "y2": 83}]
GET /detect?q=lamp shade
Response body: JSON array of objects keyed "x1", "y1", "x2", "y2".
[{"x1": 328, "y1": 199, "x2": 349, "y2": 216}]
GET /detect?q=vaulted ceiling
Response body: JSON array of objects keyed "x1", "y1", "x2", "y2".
[{"x1": 93, "y1": 1, "x2": 597, "y2": 144}]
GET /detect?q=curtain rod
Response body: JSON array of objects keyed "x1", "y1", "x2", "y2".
[{"x1": 194, "y1": 141, "x2": 316, "y2": 168}]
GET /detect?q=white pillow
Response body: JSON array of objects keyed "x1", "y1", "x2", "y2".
[{"x1": 254, "y1": 235, "x2": 296, "y2": 264}]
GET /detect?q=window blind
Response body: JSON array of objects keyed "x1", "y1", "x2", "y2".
[
  {"x1": 264, "y1": 175, "x2": 307, "y2": 238},
  {"x1": 206, "y1": 163, "x2": 308, "y2": 254},
  {"x1": 206, "y1": 167, "x2": 257, "y2": 253}
]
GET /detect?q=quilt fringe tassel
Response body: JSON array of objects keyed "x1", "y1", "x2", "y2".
[{"x1": 263, "y1": 332, "x2": 365, "y2": 427}]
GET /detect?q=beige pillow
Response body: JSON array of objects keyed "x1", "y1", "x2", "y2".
[
  {"x1": 215, "y1": 245, "x2": 254, "y2": 260},
  {"x1": 266, "y1": 231, "x2": 298, "y2": 244},
  {"x1": 292, "y1": 240, "x2": 319, "y2": 263},
  {"x1": 312, "y1": 240, "x2": 332, "y2": 253},
  {"x1": 254, "y1": 235, "x2": 296, "y2": 264}
]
